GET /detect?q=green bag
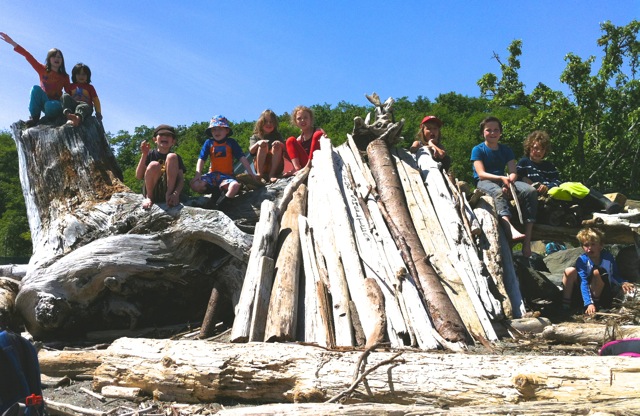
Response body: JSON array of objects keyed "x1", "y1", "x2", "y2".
[{"x1": 548, "y1": 182, "x2": 590, "y2": 201}]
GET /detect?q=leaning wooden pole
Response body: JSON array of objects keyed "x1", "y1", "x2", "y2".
[{"x1": 366, "y1": 138, "x2": 467, "y2": 344}]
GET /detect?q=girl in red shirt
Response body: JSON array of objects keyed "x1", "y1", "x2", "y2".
[{"x1": 1, "y1": 32, "x2": 70, "y2": 126}]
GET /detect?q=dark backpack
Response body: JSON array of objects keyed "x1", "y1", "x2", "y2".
[{"x1": 0, "y1": 331, "x2": 45, "y2": 416}]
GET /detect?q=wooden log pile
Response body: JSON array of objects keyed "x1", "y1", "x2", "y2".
[{"x1": 230, "y1": 128, "x2": 515, "y2": 350}]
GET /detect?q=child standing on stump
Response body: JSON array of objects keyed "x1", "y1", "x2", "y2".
[
  {"x1": 136, "y1": 124, "x2": 186, "y2": 209},
  {"x1": 470, "y1": 116, "x2": 538, "y2": 257},
  {"x1": 190, "y1": 115, "x2": 257, "y2": 207},
  {"x1": 1, "y1": 32, "x2": 70, "y2": 126},
  {"x1": 562, "y1": 227, "x2": 634, "y2": 315},
  {"x1": 62, "y1": 63, "x2": 102, "y2": 127}
]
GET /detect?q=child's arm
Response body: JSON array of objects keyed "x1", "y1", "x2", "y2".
[
  {"x1": 473, "y1": 160, "x2": 511, "y2": 187},
  {"x1": 194, "y1": 159, "x2": 205, "y2": 180},
  {"x1": 135, "y1": 141, "x2": 150, "y2": 180},
  {"x1": 93, "y1": 95, "x2": 102, "y2": 121}
]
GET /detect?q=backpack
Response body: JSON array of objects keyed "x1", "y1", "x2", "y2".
[{"x1": 0, "y1": 331, "x2": 45, "y2": 416}]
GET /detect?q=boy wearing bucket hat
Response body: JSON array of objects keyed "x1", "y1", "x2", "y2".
[
  {"x1": 136, "y1": 124, "x2": 186, "y2": 209},
  {"x1": 191, "y1": 115, "x2": 257, "y2": 207}
]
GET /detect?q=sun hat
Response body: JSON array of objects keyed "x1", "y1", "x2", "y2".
[
  {"x1": 421, "y1": 115, "x2": 443, "y2": 127},
  {"x1": 153, "y1": 124, "x2": 176, "y2": 137},
  {"x1": 205, "y1": 115, "x2": 233, "y2": 137}
]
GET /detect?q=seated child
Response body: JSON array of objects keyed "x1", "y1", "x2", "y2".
[
  {"x1": 248, "y1": 109, "x2": 285, "y2": 182},
  {"x1": 135, "y1": 124, "x2": 185, "y2": 209},
  {"x1": 517, "y1": 130, "x2": 622, "y2": 214},
  {"x1": 470, "y1": 116, "x2": 538, "y2": 257},
  {"x1": 62, "y1": 63, "x2": 102, "y2": 126},
  {"x1": 190, "y1": 115, "x2": 257, "y2": 207},
  {"x1": 562, "y1": 227, "x2": 634, "y2": 315},
  {"x1": 285, "y1": 105, "x2": 324, "y2": 173},
  {"x1": 410, "y1": 115, "x2": 451, "y2": 172}
]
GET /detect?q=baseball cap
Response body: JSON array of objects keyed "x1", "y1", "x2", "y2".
[
  {"x1": 153, "y1": 124, "x2": 176, "y2": 137},
  {"x1": 421, "y1": 116, "x2": 443, "y2": 127}
]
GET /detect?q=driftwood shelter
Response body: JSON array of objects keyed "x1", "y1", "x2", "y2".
[{"x1": 4, "y1": 95, "x2": 640, "y2": 414}]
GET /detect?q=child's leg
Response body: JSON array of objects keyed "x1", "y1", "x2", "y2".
[
  {"x1": 27, "y1": 85, "x2": 47, "y2": 122},
  {"x1": 164, "y1": 154, "x2": 180, "y2": 207},
  {"x1": 43, "y1": 100, "x2": 63, "y2": 120},
  {"x1": 562, "y1": 267, "x2": 578, "y2": 309},
  {"x1": 142, "y1": 162, "x2": 162, "y2": 209},
  {"x1": 477, "y1": 180, "x2": 525, "y2": 241},
  {"x1": 255, "y1": 141, "x2": 269, "y2": 178},
  {"x1": 269, "y1": 142, "x2": 284, "y2": 181},
  {"x1": 588, "y1": 268, "x2": 607, "y2": 308},
  {"x1": 225, "y1": 180, "x2": 241, "y2": 198}
]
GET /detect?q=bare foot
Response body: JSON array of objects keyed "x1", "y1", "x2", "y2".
[
  {"x1": 142, "y1": 198, "x2": 154, "y2": 210},
  {"x1": 65, "y1": 113, "x2": 81, "y2": 127},
  {"x1": 510, "y1": 226, "x2": 526, "y2": 241}
]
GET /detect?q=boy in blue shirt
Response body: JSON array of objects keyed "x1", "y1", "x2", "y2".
[
  {"x1": 562, "y1": 227, "x2": 634, "y2": 315},
  {"x1": 470, "y1": 116, "x2": 538, "y2": 257},
  {"x1": 190, "y1": 115, "x2": 257, "y2": 207}
]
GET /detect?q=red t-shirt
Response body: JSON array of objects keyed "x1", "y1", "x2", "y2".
[{"x1": 15, "y1": 45, "x2": 70, "y2": 100}]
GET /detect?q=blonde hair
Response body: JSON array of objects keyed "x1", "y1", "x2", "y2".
[
  {"x1": 291, "y1": 105, "x2": 313, "y2": 126},
  {"x1": 576, "y1": 227, "x2": 604, "y2": 245}
]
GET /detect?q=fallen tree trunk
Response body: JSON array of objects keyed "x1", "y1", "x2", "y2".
[
  {"x1": 542, "y1": 322, "x2": 640, "y2": 344},
  {"x1": 93, "y1": 338, "x2": 640, "y2": 405}
]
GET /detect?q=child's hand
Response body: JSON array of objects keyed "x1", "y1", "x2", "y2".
[
  {"x1": 585, "y1": 304, "x2": 596, "y2": 315},
  {"x1": 0, "y1": 32, "x2": 17, "y2": 47},
  {"x1": 622, "y1": 282, "x2": 635, "y2": 293},
  {"x1": 140, "y1": 140, "x2": 150, "y2": 155}
]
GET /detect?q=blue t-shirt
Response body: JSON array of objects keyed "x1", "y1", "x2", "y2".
[
  {"x1": 470, "y1": 142, "x2": 515, "y2": 183},
  {"x1": 575, "y1": 251, "x2": 625, "y2": 307}
]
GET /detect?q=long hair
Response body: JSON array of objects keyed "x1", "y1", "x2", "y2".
[
  {"x1": 290, "y1": 105, "x2": 314, "y2": 127},
  {"x1": 45, "y1": 48, "x2": 67, "y2": 75},
  {"x1": 252, "y1": 109, "x2": 279, "y2": 138}
]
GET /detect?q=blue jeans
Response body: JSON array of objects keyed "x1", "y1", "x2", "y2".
[
  {"x1": 477, "y1": 179, "x2": 538, "y2": 222},
  {"x1": 29, "y1": 85, "x2": 63, "y2": 119}
]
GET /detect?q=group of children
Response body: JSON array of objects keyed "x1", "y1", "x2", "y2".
[
  {"x1": 5, "y1": 34, "x2": 633, "y2": 316},
  {"x1": 412, "y1": 114, "x2": 634, "y2": 316},
  {"x1": 136, "y1": 106, "x2": 324, "y2": 210},
  {"x1": 1, "y1": 33, "x2": 102, "y2": 128}
]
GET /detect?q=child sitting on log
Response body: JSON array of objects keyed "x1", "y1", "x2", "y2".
[
  {"x1": 248, "y1": 109, "x2": 286, "y2": 183},
  {"x1": 517, "y1": 130, "x2": 623, "y2": 215},
  {"x1": 470, "y1": 116, "x2": 538, "y2": 257},
  {"x1": 136, "y1": 124, "x2": 186, "y2": 209},
  {"x1": 562, "y1": 227, "x2": 634, "y2": 315},
  {"x1": 410, "y1": 115, "x2": 451, "y2": 172},
  {"x1": 190, "y1": 115, "x2": 257, "y2": 208}
]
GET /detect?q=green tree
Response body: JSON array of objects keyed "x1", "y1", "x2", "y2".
[
  {"x1": 477, "y1": 20, "x2": 640, "y2": 197},
  {"x1": 0, "y1": 131, "x2": 31, "y2": 257}
]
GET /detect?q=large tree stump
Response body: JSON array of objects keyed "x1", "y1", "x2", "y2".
[{"x1": 11, "y1": 119, "x2": 254, "y2": 339}]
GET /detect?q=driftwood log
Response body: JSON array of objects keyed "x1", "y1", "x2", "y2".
[
  {"x1": 92, "y1": 338, "x2": 640, "y2": 406},
  {"x1": 11, "y1": 119, "x2": 258, "y2": 339}
]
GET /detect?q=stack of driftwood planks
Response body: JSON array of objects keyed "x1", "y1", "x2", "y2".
[{"x1": 230, "y1": 135, "x2": 524, "y2": 350}]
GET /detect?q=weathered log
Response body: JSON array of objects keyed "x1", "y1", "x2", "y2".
[
  {"x1": 307, "y1": 149, "x2": 354, "y2": 347},
  {"x1": 38, "y1": 349, "x2": 107, "y2": 378},
  {"x1": 475, "y1": 196, "x2": 527, "y2": 318},
  {"x1": 366, "y1": 138, "x2": 467, "y2": 344},
  {"x1": 542, "y1": 322, "x2": 640, "y2": 344},
  {"x1": 0, "y1": 277, "x2": 20, "y2": 329},
  {"x1": 334, "y1": 144, "x2": 412, "y2": 348},
  {"x1": 264, "y1": 185, "x2": 307, "y2": 342},
  {"x1": 93, "y1": 338, "x2": 640, "y2": 405},
  {"x1": 215, "y1": 399, "x2": 640, "y2": 416},
  {"x1": 231, "y1": 200, "x2": 278, "y2": 343},
  {"x1": 12, "y1": 120, "x2": 255, "y2": 339},
  {"x1": 406, "y1": 148, "x2": 499, "y2": 340},
  {"x1": 249, "y1": 256, "x2": 276, "y2": 341}
]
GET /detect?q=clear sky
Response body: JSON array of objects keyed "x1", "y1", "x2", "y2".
[{"x1": 0, "y1": 1, "x2": 637, "y2": 135}]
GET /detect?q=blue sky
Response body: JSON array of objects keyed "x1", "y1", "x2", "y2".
[{"x1": 0, "y1": 1, "x2": 637, "y2": 135}]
